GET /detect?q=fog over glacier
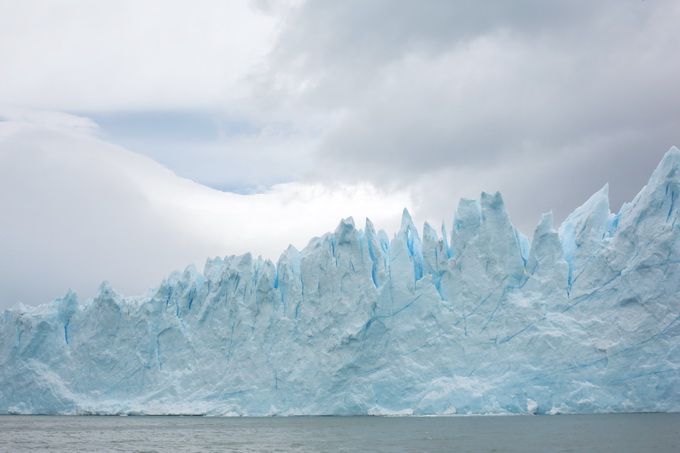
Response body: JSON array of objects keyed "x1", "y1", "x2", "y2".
[
  {"x1": 0, "y1": 115, "x2": 410, "y2": 310},
  {"x1": 1, "y1": 147, "x2": 678, "y2": 415}
]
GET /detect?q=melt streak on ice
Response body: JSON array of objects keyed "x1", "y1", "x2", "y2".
[{"x1": 2, "y1": 148, "x2": 680, "y2": 415}]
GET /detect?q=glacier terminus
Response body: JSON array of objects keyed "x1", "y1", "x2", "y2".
[{"x1": 1, "y1": 147, "x2": 679, "y2": 416}]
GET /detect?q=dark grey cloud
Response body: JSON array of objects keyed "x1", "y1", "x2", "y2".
[
  {"x1": 271, "y1": 0, "x2": 607, "y2": 75},
  {"x1": 253, "y1": 0, "x2": 680, "y2": 231}
]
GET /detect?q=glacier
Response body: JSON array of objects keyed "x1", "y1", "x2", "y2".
[{"x1": 1, "y1": 147, "x2": 679, "y2": 416}]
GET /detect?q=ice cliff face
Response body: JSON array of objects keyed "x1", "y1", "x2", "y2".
[{"x1": 1, "y1": 148, "x2": 679, "y2": 416}]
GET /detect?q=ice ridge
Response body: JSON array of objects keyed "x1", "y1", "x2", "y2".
[{"x1": 1, "y1": 147, "x2": 679, "y2": 416}]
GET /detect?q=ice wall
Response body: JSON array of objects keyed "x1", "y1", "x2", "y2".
[{"x1": 1, "y1": 148, "x2": 679, "y2": 415}]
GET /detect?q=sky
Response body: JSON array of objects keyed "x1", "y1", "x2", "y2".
[{"x1": 1, "y1": 0, "x2": 679, "y2": 310}]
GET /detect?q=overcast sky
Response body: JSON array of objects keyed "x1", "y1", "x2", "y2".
[{"x1": 1, "y1": 0, "x2": 679, "y2": 310}]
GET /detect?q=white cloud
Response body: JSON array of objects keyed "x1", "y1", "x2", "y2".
[
  {"x1": 0, "y1": 107, "x2": 102, "y2": 136},
  {"x1": 0, "y1": 0, "x2": 281, "y2": 111},
  {"x1": 0, "y1": 111, "x2": 410, "y2": 310}
]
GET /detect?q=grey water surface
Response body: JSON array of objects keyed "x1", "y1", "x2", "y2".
[{"x1": 1, "y1": 413, "x2": 679, "y2": 452}]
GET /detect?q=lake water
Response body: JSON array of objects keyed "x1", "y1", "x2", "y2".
[{"x1": 1, "y1": 413, "x2": 678, "y2": 452}]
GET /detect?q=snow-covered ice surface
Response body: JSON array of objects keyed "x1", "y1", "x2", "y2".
[{"x1": 1, "y1": 148, "x2": 679, "y2": 416}]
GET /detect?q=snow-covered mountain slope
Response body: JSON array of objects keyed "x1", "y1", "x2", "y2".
[{"x1": 1, "y1": 147, "x2": 679, "y2": 415}]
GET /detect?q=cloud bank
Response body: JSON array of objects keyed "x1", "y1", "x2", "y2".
[
  {"x1": 1, "y1": 1, "x2": 679, "y2": 308},
  {"x1": 254, "y1": 0, "x2": 680, "y2": 231},
  {"x1": 0, "y1": 112, "x2": 408, "y2": 309}
]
